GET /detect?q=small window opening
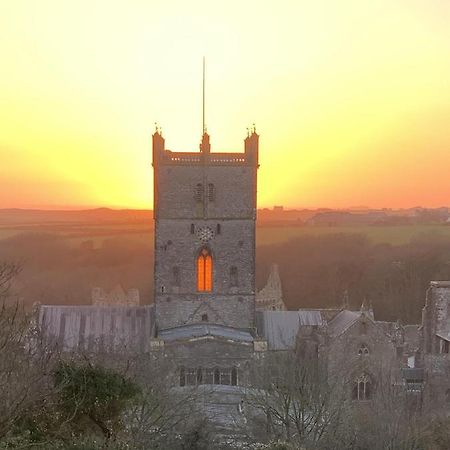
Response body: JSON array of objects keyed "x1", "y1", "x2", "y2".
[
  {"x1": 204, "y1": 368, "x2": 214, "y2": 384},
  {"x1": 194, "y1": 183, "x2": 203, "y2": 202},
  {"x1": 221, "y1": 369, "x2": 231, "y2": 386},
  {"x1": 216, "y1": 224, "x2": 221, "y2": 234},
  {"x1": 190, "y1": 223, "x2": 195, "y2": 234},
  {"x1": 172, "y1": 267, "x2": 180, "y2": 286},
  {"x1": 231, "y1": 367, "x2": 238, "y2": 386},
  {"x1": 186, "y1": 369, "x2": 196, "y2": 386},
  {"x1": 208, "y1": 183, "x2": 215, "y2": 202},
  {"x1": 201, "y1": 313, "x2": 208, "y2": 322},
  {"x1": 358, "y1": 344, "x2": 369, "y2": 356},
  {"x1": 180, "y1": 367, "x2": 186, "y2": 387},
  {"x1": 214, "y1": 368, "x2": 220, "y2": 384},
  {"x1": 230, "y1": 266, "x2": 238, "y2": 287},
  {"x1": 196, "y1": 368, "x2": 203, "y2": 385}
]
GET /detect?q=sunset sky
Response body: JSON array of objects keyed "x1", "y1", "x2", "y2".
[{"x1": 1, "y1": 0, "x2": 449, "y2": 210}]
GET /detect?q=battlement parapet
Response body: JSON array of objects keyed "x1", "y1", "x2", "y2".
[{"x1": 160, "y1": 150, "x2": 252, "y2": 166}]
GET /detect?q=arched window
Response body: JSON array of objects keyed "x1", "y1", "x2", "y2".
[
  {"x1": 196, "y1": 368, "x2": 203, "y2": 385},
  {"x1": 214, "y1": 368, "x2": 220, "y2": 385},
  {"x1": 172, "y1": 266, "x2": 180, "y2": 286},
  {"x1": 358, "y1": 344, "x2": 369, "y2": 356},
  {"x1": 352, "y1": 374, "x2": 372, "y2": 400},
  {"x1": 230, "y1": 266, "x2": 238, "y2": 287},
  {"x1": 231, "y1": 367, "x2": 238, "y2": 386},
  {"x1": 179, "y1": 367, "x2": 186, "y2": 387},
  {"x1": 186, "y1": 369, "x2": 196, "y2": 386},
  {"x1": 204, "y1": 368, "x2": 214, "y2": 384},
  {"x1": 208, "y1": 183, "x2": 215, "y2": 202},
  {"x1": 197, "y1": 248, "x2": 212, "y2": 292},
  {"x1": 194, "y1": 183, "x2": 203, "y2": 202}
]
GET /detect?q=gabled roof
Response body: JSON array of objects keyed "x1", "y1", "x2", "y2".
[
  {"x1": 327, "y1": 310, "x2": 361, "y2": 337},
  {"x1": 158, "y1": 323, "x2": 254, "y2": 344},
  {"x1": 39, "y1": 305, "x2": 155, "y2": 353}
]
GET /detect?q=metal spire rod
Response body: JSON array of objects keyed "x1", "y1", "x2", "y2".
[{"x1": 202, "y1": 56, "x2": 206, "y2": 134}]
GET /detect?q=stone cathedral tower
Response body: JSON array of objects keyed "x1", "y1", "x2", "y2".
[{"x1": 152, "y1": 129, "x2": 259, "y2": 332}]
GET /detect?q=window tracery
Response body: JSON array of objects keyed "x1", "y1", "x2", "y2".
[
  {"x1": 194, "y1": 183, "x2": 203, "y2": 202},
  {"x1": 179, "y1": 367, "x2": 239, "y2": 387},
  {"x1": 352, "y1": 374, "x2": 372, "y2": 400},
  {"x1": 358, "y1": 344, "x2": 369, "y2": 356},
  {"x1": 197, "y1": 248, "x2": 212, "y2": 292}
]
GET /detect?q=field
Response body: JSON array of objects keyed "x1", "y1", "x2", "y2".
[
  {"x1": 256, "y1": 224, "x2": 450, "y2": 246},
  {"x1": 1, "y1": 215, "x2": 450, "y2": 248}
]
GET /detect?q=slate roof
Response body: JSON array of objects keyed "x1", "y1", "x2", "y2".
[
  {"x1": 159, "y1": 323, "x2": 254, "y2": 343},
  {"x1": 327, "y1": 310, "x2": 361, "y2": 337},
  {"x1": 298, "y1": 310, "x2": 324, "y2": 326},
  {"x1": 256, "y1": 311, "x2": 303, "y2": 350},
  {"x1": 39, "y1": 305, "x2": 155, "y2": 353}
]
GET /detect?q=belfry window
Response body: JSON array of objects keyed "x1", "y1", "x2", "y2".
[
  {"x1": 208, "y1": 183, "x2": 215, "y2": 202},
  {"x1": 197, "y1": 248, "x2": 212, "y2": 292},
  {"x1": 194, "y1": 183, "x2": 204, "y2": 202}
]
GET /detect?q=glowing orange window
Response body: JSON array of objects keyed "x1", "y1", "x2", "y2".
[{"x1": 197, "y1": 249, "x2": 212, "y2": 292}]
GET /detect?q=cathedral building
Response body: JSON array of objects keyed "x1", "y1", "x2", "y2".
[{"x1": 36, "y1": 123, "x2": 450, "y2": 440}]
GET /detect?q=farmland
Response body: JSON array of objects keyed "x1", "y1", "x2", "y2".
[{"x1": 1, "y1": 209, "x2": 449, "y2": 247}]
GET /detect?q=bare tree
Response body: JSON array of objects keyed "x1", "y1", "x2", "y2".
[
  {"x1": 245, "y1": 350, "x2": 351, "y2": 449},
  {"x1": 0, "y1": 262, "x2": 58, "y2": 441}
]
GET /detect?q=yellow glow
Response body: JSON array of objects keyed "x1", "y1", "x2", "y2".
[
  {"x1": 1, "y1": 0, "x2": 449, "y2": 209},
  {"x1": 197, "y1": 250, "x2": 212, "y2": 292}
]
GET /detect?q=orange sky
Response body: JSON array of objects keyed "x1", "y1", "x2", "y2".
[{"x1": 1, "y1": 0, "x2": 449, "y2": 210}]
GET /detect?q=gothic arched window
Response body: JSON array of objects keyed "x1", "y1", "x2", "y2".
[
  {"x1": 197, "y1": 248, "x2": 212, "y2": 292},
  {"x1": 352, "y1": 374, "x2": 372, "y2": 400},
  {"x1": 196, "y1": 368, "x2": 203, "y2": 385},
  {"x1": 179, "y1": 367, "x2": 186, "y2": 387},
  {"x1": 358, "y1": 344, "x2": 369, "y2": 356},
  {"x1": 231, "y1": 367, "x2": 238, "y2": 386},
  {"x1": 172, "y1": 266, "x2": 180, "y2": 287},
  {"x1": 208, "y1": 183, "x2": 215, "y2": 202},
  {"x1": 230, "y1": 266, "x2": 238, "y2": 287},
  {"x1": 194, "y1": 183, "x2": 203, "y2": 202}
]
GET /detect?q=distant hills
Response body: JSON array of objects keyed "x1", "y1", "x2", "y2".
[{"x1": 1, "y1": 206, "x2": 449, "y2": 228}]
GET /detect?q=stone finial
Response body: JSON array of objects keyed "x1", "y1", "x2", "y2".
[
  {"x1": 199, "y1": 132, "x2": 211, "y2": 153},
  {"x1": 256, "y1": 264, "x2": 286, "y2": 311},
  {"x1": 360, "y1": 297, "x2": 369, "y2": 312}
]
